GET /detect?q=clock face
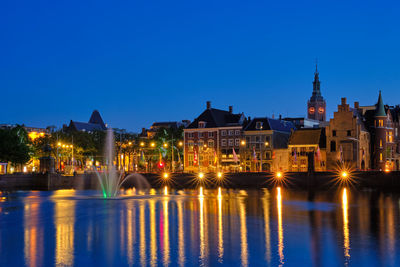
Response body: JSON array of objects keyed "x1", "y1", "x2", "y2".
[
  {"x1": 318, "y1": 107, "x2": 325, "y2": 114},
  {"x1": 309, "y1": 107, "x2": 315, "y2": 114}
]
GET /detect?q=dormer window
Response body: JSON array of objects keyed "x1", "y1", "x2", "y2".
[
  {"x1": 199, "y1": 121, "x2": 206, "y2": 128},
  {"x1": 256, "y1": 121, "x2": 263, "y2": 130}
]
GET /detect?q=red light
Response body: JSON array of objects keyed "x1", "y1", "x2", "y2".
[{"x1": 158, "y1": 161, "x2": 164, "y2": 168}]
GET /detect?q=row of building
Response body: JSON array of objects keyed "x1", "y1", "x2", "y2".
[{"x1": 183, "y1": 67, "x2": 400, "y2": 172}]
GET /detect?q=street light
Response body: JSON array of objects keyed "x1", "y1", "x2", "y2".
[
  {"x1": 241, "y1": 140, "x2": 246, "y2": 146},
  {"x1": 178, "y1": 141, "x2": 183, "y2": 147},
  {"x1": 163, "y1": 143, "x2": 168, "y2": 148}
]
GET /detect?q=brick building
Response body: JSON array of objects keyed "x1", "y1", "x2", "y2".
[
  {"x1": 241, "y1": 117, "x2": 295, "y2": 172},
  {"x1": 183, "y1": 101, "x2": 245, "y2": 172},
  {"x1": 326, "y1": 98, "x2": 370, "y2": 170},
  {"x1": 307, "y1": 64, "x2": 326, "y2": 122}
]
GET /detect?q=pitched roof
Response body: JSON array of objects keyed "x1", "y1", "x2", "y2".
[
  {"x1": 244, "y1": 117, "x2": 295, "y2": 132},
  {"x1": 289, "y1": 128, "x2": 326, "y2": 148},
  {"x1": 186, "y1": 108, "x2": 244, "y2": 129},
  {"x1": 70, "y1": 121, "x2": 105, "y2": 132},
  {"x1": 375, "y1": 91, "x2": 386, "y2": 117},
  {"x1": 88, "y1": 110, "x2": 106, "y2": 129}
]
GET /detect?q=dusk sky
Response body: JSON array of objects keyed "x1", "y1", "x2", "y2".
[{"x1": 1, "y1": 0, "x2": 400, "y2": 132}]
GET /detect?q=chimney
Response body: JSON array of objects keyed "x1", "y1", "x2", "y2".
[
  {"x1": 229, "y1": 106, "x2": 233, "y2": 114},
  {"x1": 206, "y1": 101, "x2": 211, "y2": 110},
  {"x1": 354, "y1": 102, "x2": 359, "y2": 109},
  {"x1": 341, "y1": 97, "x2": 346, "y2": 105}
]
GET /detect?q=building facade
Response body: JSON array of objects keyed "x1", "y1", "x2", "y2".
[
  {"x1": 326, "y1": 98, "x2": 370, "y2": 170},
  {"x1": 307, "y1": 65, "x2": 326, "y2": 122},
  {"x1": 241, "y1": 117, "x2": 294, "y2": 172},
  {"x1": 288, "y1": 128, "x2": 327, "y2": 172},
  {"x1": 184, "y1": 101, "x2": 245, "y2": 172}
]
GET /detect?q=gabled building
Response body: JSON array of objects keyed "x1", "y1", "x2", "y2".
[
  {"x1": 64, "y1": 110, "x2": 107, "y2": 132},
  {"x1": 361, "y1": 92, "x2": 400, "y2": 170},
  {"x1": 326, "y1": 98, "x2": 370, "y2": 170},
  {"x1": 241, "y1": 117, "x2": 295, "y2": 172},
  {"x1": 183, "y1": 101, "x2": 245, "y2": 172},
  {"x1": 288, "y1": 128, "x2": 327, "y2": 172}
]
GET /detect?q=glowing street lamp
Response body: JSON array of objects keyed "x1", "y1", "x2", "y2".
[
  {"x1": 140, "y1": 142, "x2": 145, "y2": 147},
  {"x1": 163, "y1": 172, "x2": 169, "y2": 179},
  {"x1": 217, "y1": 172, "x2": 223, "y2": 179},
  {"x1": 341, "y1": 171, "x2": 348, "y2": 179},
  {"x1": 241, "y1": 140, "x2": 246, "y2": 146},
  {"x1": 178, "y1": 141, "x2": 183, "y2": 147},
  {"x1": 276, "y1": 171, "x2": 282, "y2": 179},
  {"x1": 163, "y1": 143, "x2": 168, "y2": 148},
  {"x1": 198, "y1": 172, "x2": 204, "y2": 180},
  {"x1": 151, "y1": 142, "x2": 155, "y2": 147}
]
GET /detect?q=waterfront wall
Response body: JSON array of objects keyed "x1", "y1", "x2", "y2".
[{"x1": 1, "y1": 171, "x2": 400, "y2": 191}]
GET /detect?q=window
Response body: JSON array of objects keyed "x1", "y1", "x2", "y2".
[
  {"x1": 198, "y1": 132, "x2": 203, "y2": 138},
  {"x1": 235, "y1": 139, "x2": 240, "y2": 146},
  {"x1": 221, "y1": 139, "x2": 227, "y2": 146},
  {"x1": 188, "y1": 141, "x2": 194, "y2": 150},
  {"x1": 188, "y1": 132, "x2": 194, "y2": 138},
  {"x1": 330, "y1": 141, "x2": 336, "y2": 152},
  {"x1": 188, "y1": 154, "x2": 194, "y2": 166},
  {"x1": 396, "y1": 128, "x2": 398, "y2": 137},
  {"x1": 347, "y1": 130, "x2": 351, "y2": 136},
  {"x1": 265, "y1": 136, "x2": 271, "y2": 147},
  {"x1": 389, "y1": 132, "x2": 393, "y2": 142},
  {"x1": 380, "y1": 152, "x2": 383, "y2": 161},
  {"x1": 199, "y1": 141, "x2": 204, "y2": 149},
  {"x1": 229, "y1": 130, "x2": 234, "y2": 136},
  {"x1": 332, "y1": 130, "x2": 336, "y2": 137},
  {"x1": 379, "y1": 120, "x2": 383, "y2": 127},
  {"x1": 228, "y1": 139, "x2": 234, "y2": 146},
  {"x1": 380, "y1": 139, "x2": 383, "y2": 148},
  {"x1": 199, "y1": 121, "x2": 206, "y2": 128},
  {"x1": 235, "y1": 130, "x2": 241, "y2": 135},
  {"x1": 256, "y1": 121, "x2": 263, "y2": 129},
  {"x1": 221, "y1": 130, "x2": 227, "y2": 136},
  {"x1": 208, "y1": 131, "x2": 214, "y2": 138},
  {"x1": 255, "y1": 136, "x2": 260, "y2": 142},
  {"x1": 208, "y1": 140, "x2": 214, "y2": 148}
]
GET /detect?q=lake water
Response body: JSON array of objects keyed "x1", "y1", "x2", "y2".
[{"x1": 0, "y1": 187, "x2": 399, "y2": 266}]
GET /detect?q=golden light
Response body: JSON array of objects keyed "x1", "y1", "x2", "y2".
[
  {"x1": 163, "y1": 143, "x2": 168, "y2": 148},
  {"x1": 128, "y1": 142, "x2": 132, "y2": 145},
  {"x1": 62, "y1": 145, "x2": 66, "y2": 148},
  {"x1": 57, "y1": 142, "x2": 61, "y2": 147},
  {"x1": 151, "y1": 142, "x2": 155, "y2": 147},
  {"x1": 140, "y1": 142, "x2": 145, "y2": 147},
  {"x1": 164, "y1": 186, "x2": 168, "y2": 196},
  {"x1": 217, "y1": 172, "x2": 223, "y2": 179},
  {"x1": 341, "y1": 171, "x2": 348, "y2": 179},
  {"x1": 384, "y1": 168, "x2": 391, "y2": 173},
  {"x1": 70, "y1": 145, "x2": 73, "y2": 148},
  {"x1": 265, "y1": 141, "x2": 269, "y2": 146},
  {"x1": 178, "y1": 141, "x2": 183, "y2": 147},
  {"x1": 241, "y1": 140, "x2": 246, "y2": 146},
  {"x1": 163, "y1": 172, "x2": 169, "y2": 179},
  {"x1": 198, "y1": 172, "x2": 204, "y2": 179},
  {"x1": 276, "y1": 172, "x2": 282, "y2": 179}
]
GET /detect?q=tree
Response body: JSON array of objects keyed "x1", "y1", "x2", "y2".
[{"x1": 0, "y1": 126, "x2": 31, "y2": 167}]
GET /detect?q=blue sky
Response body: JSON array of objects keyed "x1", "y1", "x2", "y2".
[{"x1": 1, "y1": 0, "x2": 399, "y2": 131}]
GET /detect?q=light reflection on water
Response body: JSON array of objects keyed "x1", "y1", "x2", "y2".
[{"x1": 0, "y1": 188, "x2": 400, "y2": 266}]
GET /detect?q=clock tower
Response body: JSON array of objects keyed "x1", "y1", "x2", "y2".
[{"x1": 307, "y1": 64, "x2": 326, "y2": 121}]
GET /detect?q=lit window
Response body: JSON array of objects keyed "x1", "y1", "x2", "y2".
[
  {"x1": 379, "y1": 120, "x2": 383, "y2": 127},
  {"x1": 380, "y1": 139, "x2": 382, "y2": 148},
  {"x1": 380, "y1": 152, "x2": 383, "y2": 161},
  {"x1": 208, "y1": 140, "x2": 214, "y2": 148},
  {"x1": 221, "y1": 139, "x2": 227, "y2": 146},
  {"x1": 256, "y1": 121, "x2": 263, "y2": 129}
]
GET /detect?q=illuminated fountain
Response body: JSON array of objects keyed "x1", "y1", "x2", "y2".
[{"x1": 94, "y1": 128, "x2": 150, "y2": 198}]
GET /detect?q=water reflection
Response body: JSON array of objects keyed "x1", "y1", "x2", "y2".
[
  {"x1": 262, "y1": 189, "x2": 271, "y2": 264},
  {"x1": 342, "y1": 188, "x2": 350, "y2": 262},
  {"x1": 2, "y1": 188, "x2": 400, "y2": 266},
  {"x1": 238, "y1": 196, "x2": 249, "y2": 267},
  {"x1": 24, "y1": 192, "x2": 43, "y2": 267},
  {"x1": 54, "y1": 190, "x2": 75, "y2": 267},
  {"x1": 217, "y1": 187, "x2": 224, "y2": 263},
  {"x1": 276, "y1": 187, "x2": 284, "y2": 266}
]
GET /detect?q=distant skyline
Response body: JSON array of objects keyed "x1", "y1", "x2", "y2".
[{"x1": 1, "y1": 0, "x2": 400, "y2": 132}]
